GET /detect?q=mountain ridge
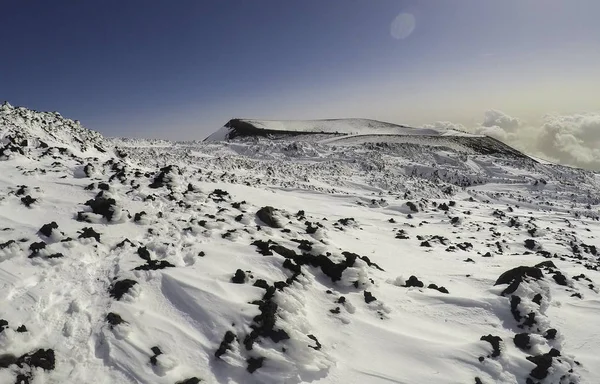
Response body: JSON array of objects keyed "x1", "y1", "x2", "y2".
[{"x1": 204, "y1": 117, "x2": 481, "y2": 142}]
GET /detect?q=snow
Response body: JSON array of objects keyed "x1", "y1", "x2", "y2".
[
  {"x1": 242, "y1": 118, "x2": 439, "y2": 135},
  {"x1": 1, "y1": 103, "x2": 599, "y2": 384},
  {"x1": 203, "y1": 126, "x2": 233, "y2": 142},
  {"x1": 204, "y1": 118, "x2": 483, "y2": 143}
]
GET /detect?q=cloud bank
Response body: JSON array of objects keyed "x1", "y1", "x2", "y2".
[
  {"x1": 426, "y1": 110, "x2": 600, "y2": 170},
  {"x1": 421, "y1": 121, "x2": 468, "y2": 132}
]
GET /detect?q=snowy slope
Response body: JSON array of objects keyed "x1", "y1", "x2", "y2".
[
  {"x1": 204, "y1": 118, "x2": 482, "y2": 142},
  {"x1": 235, "y1": 118, "x2": 438, "y2": 135},
  {"x1": 0, "y1": 102, "x2": 109, "y2": 160},
  {"x1": 1, "y1": 105, "x2": 600, "y2": 384}
]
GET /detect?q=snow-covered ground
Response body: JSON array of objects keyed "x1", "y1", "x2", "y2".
[{"x1": 1, "y1": 103, "x2": 599, "y2": 384}]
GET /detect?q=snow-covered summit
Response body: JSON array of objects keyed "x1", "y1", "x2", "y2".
[
  {"x1": 204, "y1": 118, "x2": 535, "y2": 162},
  {"x1": 204, "y1": 118, "x2": 482, "y2": 142}
]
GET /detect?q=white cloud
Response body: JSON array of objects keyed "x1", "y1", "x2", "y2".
[
  {"x1": 470, "y1": 109, "x2": 521, "y2": 143},
  {"x1": 426, "y1": 110, "x2": 600, "y2": 170},
  {"x1": 535, "y1": 113, "x2": 600, "y2": 169},
  {"x1": 475, "y1": 125, "x2": 511, "y2": 142},
  {"x1": 481, "y1": 109, "x2": 521, "y2": 131},
  {"x1": 421, "y1": 121, "x2": 467, "y2": 132}
]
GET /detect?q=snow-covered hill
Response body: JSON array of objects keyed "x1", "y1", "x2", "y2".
[
  {"x1": 204, "y1": 118, "x2": 480, "y2": 142},
  {"x1": 0, "y1": 102, "x2": 109, "y2": 160},
  {"x1": 1, "y1": 104, "x2": 600, "y2": 384}
]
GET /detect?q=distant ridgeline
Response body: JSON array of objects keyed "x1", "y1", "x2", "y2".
[{"x1": 205, "y1": 118, "x2": 530, "y2": 160}]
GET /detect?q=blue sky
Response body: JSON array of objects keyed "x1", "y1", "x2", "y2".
[{"x1": 1, "y1": 0, "x2": 599, "y2": 139}]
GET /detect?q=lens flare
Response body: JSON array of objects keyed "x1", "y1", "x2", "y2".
[{"x1": 391, "y1": 13, "x2": 416, "y2": 40}]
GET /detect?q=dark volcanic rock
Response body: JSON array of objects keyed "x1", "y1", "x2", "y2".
[
  {"x1": 406, "y1": 201, "x2": 418, "y2": 212},
  {"x1": 552, "y1": 271, "x2": 568, "y2": 286},
  {"x1": 134, "y1": 260, "x2": 175, "y2": 270},
  {"x1": 137, "y1": 246, "x2": 151, "y2": 261},
  {"x1": 480, "y1": 334, "x2": 502, "y2": 358},
  {"x1": 215, "y1": 331, "x2": 236, "y2": 358},
  {"x1": 307, "y1": 334, "x2": 322, "y2": 350},
  {"x1": 208, "y1": 189, "x2": 229, "y2": 202},
  {"x1": 251, "y1": 240, "x2": 274, "y2": 256},
  {"x1": 513, "y1": 333, "x2": 531, "y2": 350},
  {"x1": 494, "y1": 266, "x2": 543, "y2": 296},
  {"x1": 28, "y1": 241, "x2": 46, "y2": 257},
  {"x1": 84, "y1": 196, "x2": 117, "y2": 221},
  {"x1": 109, "y1": 279, "x2": 138, "y2": 300},
  {"x1": 38, "y1": 222, "x2": 58, "y2": 237},
  {"x1": 305, "y1": 222, "x2": 319, "y2": 234},
  {"x1": 292, "y1": 252, "x2": 358, "y2": 283},
  {"x1": 0, "y1": 353, "x2": 17, "y2": 368},
  {"x1": 253, "y1": 279, "x2": 270, "y2": 290},
  {"x1": 292, "y1": 239, "x2": 313, "y2": 251},
  {"x1": 21, "y1": 195, "x2": 37, "y2": 207},
  {"x1": 526, "y1": 349, "x2": 561, "y2": 380},
  {"x1": 244, "y1": 282, "x2": 290, "y2": 351},
  {"x1": 544, "y1": 329, "x2": 557, "y2": 340},
  {"x1": 535, "y1": 260, "x2": 556, "y2": 269},
  {"x1": 79, "y1": 227, "x2": 101, "y2": 242},
  {"x1": 246, "y1": 356, "x2": 265, "y2": 373},
  {"x1": 231, "y1": 269, "x2": 246, "y2": 284},
  {"x1": 15, "y1": 185, "x2": 28, "y2": 196},
  {"x1": 134, "y1": 211, "x2": 147, "y2": 222},
  {"x1": 363, "y1": 291, "x2": 377, "y2": 303},
  {"x1": 12, "y1": 349, "x2": 56, "y2": 371},
  {"x1": 337, "y1": 217, "x2": 356, "y2": 226},
  {"x1": 115, "y1": 238, "x2": 134, "y2": 248},
  {"x1": 342, "y1": 251, "x2": 384, "y2": 271},
  {"x1": 83, "y1": 163, "x2": 94, "y2": 177},
  {"x1": 510, "y1": 295, "x2": 522, "y2": 322},
  {"x1": 282, "y1": 259, "x2": 301, "y2": 274},
  {"x1": 106, "y1": 313, "x2": 126, "y2": 328},
  {"x1": 271, "y1": 244, "x2": 298, "y2": 259},
  {"x1": 522, "y1": 312, "x2": 537, "y2": 328},
  {"x1": 176, "y1": 378, "x2": 201, "y2": 384},
  {"x1": 427, "y1": 284, "x2": 449, "y2": 294},
  {"x1": 149, "y1": 165, "x2": 179, "y2": 189},
  {"x1": 150, "y1": 346, "x2": 162, "y2": 366},
  {"x1": 404, "y1": 276, "x2": 424, "y2": 288},
  {"x1": 524, "y1": 239, "x2": 537, "y2": 250},
  {"x1": 0, "y1": 240, "x2": 16, "y2": 250},
  {"x1": 256, "y1": 206, "x2": 282, "y2": 228}
]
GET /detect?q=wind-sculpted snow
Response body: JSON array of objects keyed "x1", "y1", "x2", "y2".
[{"x1": 0, "y1": 105, "x2": 599, "y2": 384}]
